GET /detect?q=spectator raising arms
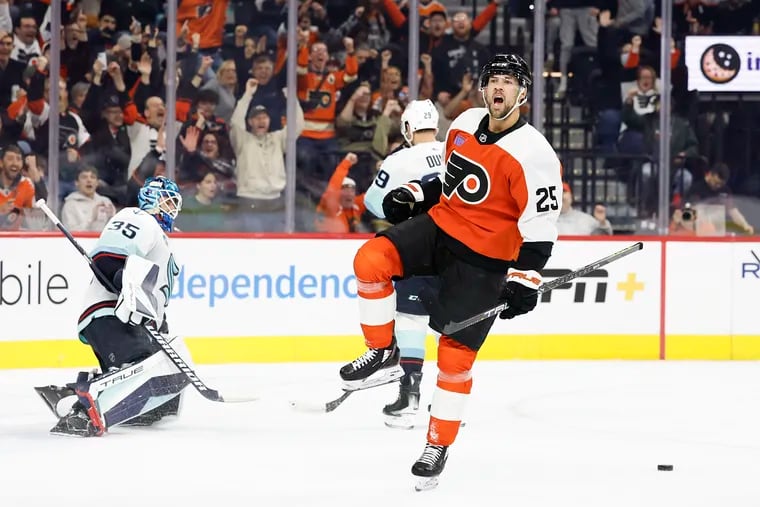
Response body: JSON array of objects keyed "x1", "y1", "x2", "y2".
[
  {"x1": 296, "y1": 36, "x2": 358, "y2": 198},
  {"x1": 230, "y1": 79, "x2": 304, "y2": 232},
  {"x1": 315, "y1": 152, "x2": 367, "y2": 233}
]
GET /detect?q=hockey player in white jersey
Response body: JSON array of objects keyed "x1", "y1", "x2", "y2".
[
  {"x1": 361, "y1": 99, "x2": 445, "y2": 429},
  {"x1": 36, "y1": 176, "x2": 190, "y2": 437}
]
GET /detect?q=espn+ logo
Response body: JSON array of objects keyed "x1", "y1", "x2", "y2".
[
  {"x1": 700, "y1": 43, "x2": 760, "y2": 84},
  {"x1": 540, "y1": 269, "x2": 608, "y2": 303}
]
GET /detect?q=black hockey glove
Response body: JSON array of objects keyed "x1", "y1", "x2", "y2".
[
  {"x1": 382, "y1": 181, "x2": 426, "y2": 224},
  {"x1": 498, "y1": 268, "x2": 542, "y2": 319}
]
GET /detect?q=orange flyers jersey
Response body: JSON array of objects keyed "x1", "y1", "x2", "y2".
[
  {"x1": 297, "y1": 47, "x2": 358, "y2": 138},
  {"x1": 0, "y1": 176, "x2": 35, "y2": 230},
  {"x1": 177, "y1": 0, "x2": 229, "y2": 49},
  {"x1": 0, "y1": 176, "x2": 34, "y2": 208},
  {"x1": 428, "y1": 107, "x2": 562, "y2": 263}
]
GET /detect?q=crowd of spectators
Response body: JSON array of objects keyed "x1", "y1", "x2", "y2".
[
  {"x1": 546, "y1": 0, "x2": 760, "y2": 234},
  {"x1": 0, "y1": 0, "x2": 757, "y2": 236}
]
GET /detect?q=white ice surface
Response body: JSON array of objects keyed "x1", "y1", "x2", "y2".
[{"x1": 2, "y1": 361, "x2": 760, "y2": 507}]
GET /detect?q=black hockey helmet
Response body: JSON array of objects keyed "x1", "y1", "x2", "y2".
[{"x1": 478, "y1": 54, "x2": 532, "y2": 90}]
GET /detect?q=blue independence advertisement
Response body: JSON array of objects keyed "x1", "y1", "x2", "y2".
[
  {"x1": 165, "y1": 238, "x2": 366, "y2": 337},
  {"x1": 171, "y1": 265, "x2": 357, "y2": 308}
]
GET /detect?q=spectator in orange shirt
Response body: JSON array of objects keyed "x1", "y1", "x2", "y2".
[
  {"x1": 296, "y1": 36, "x2": 358, "y2": 200},
  {"x1": 0, "y1": 144, "x2": 35, "y2": 230},
  {"x1": 177, "y1": 0, "x2": 229, "y2": 67},
  {"x1": 315, "y1": 152, "x2": 368, "y2": 233}
]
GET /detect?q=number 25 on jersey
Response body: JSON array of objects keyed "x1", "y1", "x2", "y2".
[{"x1": 535, "y1": 186, "x2": 559, "y2": 213}]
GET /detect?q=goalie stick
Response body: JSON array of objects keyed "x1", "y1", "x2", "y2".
[
  {"x1": 35, "y1": 199, "x2": 256, "y2": 404},
  {"x1": 423, "y1": 242, "x2": 644, "y2": 335}
]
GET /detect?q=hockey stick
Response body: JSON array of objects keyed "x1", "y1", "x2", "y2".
[
  {"x1": 428, "y1": 242, "x2": 644, "y2": 335},
  {"x1": 34, "y1": 199, "x2": 256, "y2": 403},
  {"x1": 289, "y1": 390, "x2": 354, "y2": 413},
  {"x1": 290, "y1": 364, "x2": 405, "y2": 413}
]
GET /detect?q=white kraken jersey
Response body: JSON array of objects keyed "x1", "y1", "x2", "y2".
[
  {"x1": 78, "y1": 208, "x2": 179, "y2": 333},
  {"x1": 364, "y1": 141, "x2": 446, "y2": 219}
]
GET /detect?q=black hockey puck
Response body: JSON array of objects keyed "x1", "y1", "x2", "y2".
[{"x1": 657, "y1": 465, "x2": 673, "y2": 471}]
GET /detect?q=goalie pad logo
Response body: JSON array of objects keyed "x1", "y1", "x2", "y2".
[{"x1": 442, "y1": 151, "x2": 490, "y2": 204}]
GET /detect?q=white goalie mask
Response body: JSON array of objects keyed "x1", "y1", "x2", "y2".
[{"x1": 400, "y1": 99, "x2": 439, "y2": 146}]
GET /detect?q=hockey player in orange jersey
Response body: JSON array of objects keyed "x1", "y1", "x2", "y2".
[{"x1": 338, "y1": 54, "x2": 563, "y2": 490}]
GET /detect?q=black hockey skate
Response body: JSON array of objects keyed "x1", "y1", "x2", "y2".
[
  {"x1": 383, "y1": 372, "x2": 422, "y2": 429},
  {"x1": 122, "y1": 395, "x2": 182, "y2": 427},
  {"x1": 339, "y1": 339, "x2": 404, "y2": 391},
  {"x1": 50, "y1": 401, "x2": 103, "y2": 437},
  {"x1": 412, "y1": 443, "x2": 449, "y2": 491}
]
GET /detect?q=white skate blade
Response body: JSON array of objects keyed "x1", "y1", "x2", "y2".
[
  {"x1": 414, "y1": 476, "x2": 440, "y2": 492},
  {"x1": 342, "y1": 365, "x2": 404, "y2": 391},
  {"x1": 49, "y1": 431, "x2": 90, "y2": 438},
  {"x1": 384, "y1": 412, "x2": 416, "y2": 430}
]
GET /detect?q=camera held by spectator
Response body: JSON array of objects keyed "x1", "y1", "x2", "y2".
[{"x1": 680, "y1": 202, "x2": 696, "y2": 223}]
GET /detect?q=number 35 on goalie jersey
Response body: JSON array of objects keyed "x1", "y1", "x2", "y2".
[
  {"x1": 428, "y1": 108, "x2": 563, "y2": 262},
  {"x1": 78, "y1": 208, "x2": 179, "y2": 334}
]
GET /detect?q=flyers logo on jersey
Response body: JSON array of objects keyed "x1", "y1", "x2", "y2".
[{"x1": 442, "y1": 151, "x2": 490, "y2": 204}]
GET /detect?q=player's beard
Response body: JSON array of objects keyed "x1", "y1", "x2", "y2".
[{"x1": 486, "y1": 92, "x2": 515, "y2": 120}]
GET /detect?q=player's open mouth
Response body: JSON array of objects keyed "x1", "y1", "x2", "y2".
[{"x1": 493, "y1": 96, "x2": 504, "y2": 104}]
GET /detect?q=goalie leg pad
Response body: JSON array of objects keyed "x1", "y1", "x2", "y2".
[
  {"x1": 121, "y1": 393, "x2": 184, "y2": 426},
  {"x1": 73, "y1": 335, "x2": 194, "y2": 430}
]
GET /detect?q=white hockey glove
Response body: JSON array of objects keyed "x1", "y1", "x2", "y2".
[{"x1": 114, "y1": 255, "x2": 160, "y2": 326}]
